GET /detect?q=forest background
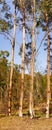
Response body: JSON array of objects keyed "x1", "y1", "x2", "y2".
[{"x1": 0, "y1": 0, "x2": 52, "y2": 118}]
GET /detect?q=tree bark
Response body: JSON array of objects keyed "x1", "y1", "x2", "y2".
[
  {"x1": 29, "y1": 0, "x2": 36, "y2": 119},
  {"x1": 45, "y1": 12, "x2": 51, "y2": 118},
  {"x1": 8, "y1": 4, "x2": 16, "y2": 116},
  {"x1": 19, "y1": 12, "x2": 25, "y2": 117}
]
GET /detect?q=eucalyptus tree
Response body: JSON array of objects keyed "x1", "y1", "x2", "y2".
[
  {"x1": 8, "y1": 0, "x2": 17, "y2": 116},
  {"x1": 16, "y1": 0, "x2": 26, "y2": 117},
  {"x1": 17, "y1": 0, "x2": 37, "y2": 117},
  {"x1": 16, "y1": 0, "x2": 35, "y2": 117},
  {"x1": 0, "y1": 0, "x2": 17, "y2": 115},
  {"x1": 29, "y1": 0, "x2": 36, "y2": 118},
  {"x1": 39, "y1": 0, "x2": 52, "y2": 118},
  {"x1": 0, "y1": 1, "x2": 14, "y2": 115}
]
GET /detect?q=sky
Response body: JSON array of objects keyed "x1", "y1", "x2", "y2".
[
  {"x1": 0, "y1": 29, "x2": 47, "y2": 74},
  {"x1": 0, "y1": 0, "x2": 47, "y2": 74}
]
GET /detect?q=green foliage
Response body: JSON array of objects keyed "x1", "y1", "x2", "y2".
[
  {"x1": 0, "y1": 0, "x2": 52, "y2": 116},
  {"x1": 12, "y1": 65, "x2": 21, "y2": 110},
  {"x1": 23, "y1": 74, "x2": 30, "y2": 108},
  {"x1": 0, "y1": 0, "x2": 13, "y2": 34},
  {"x1": 0, "y1": 52, "x2": 9, "y2": 92},
  {"x1": 0, "y1": 50, "x2": 10, "y2": 113},
  {"x1": 39, "y1": 0, "x2": 52, "y2": 29},
  {"x1": 33, "y1": 73, "x2": 47, "y2": 105},
  {"x1": 0, "y1": 51, "x2": 51, "y2": 113},
  {"x1": 0, "y1": 19, "x2": 8, "y2": 32},
  {"x1": 0, "y1": 50, "x2": 9, "y2": 58},
  {"x1": 0, "y1": 53, "x2": 9, "y2": 89}
]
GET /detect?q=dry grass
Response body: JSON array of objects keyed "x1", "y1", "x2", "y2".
[{"x1": 0, "y1": 116, "x2": 52, "y2": 130}]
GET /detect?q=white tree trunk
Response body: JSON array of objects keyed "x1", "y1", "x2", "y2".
[
  {"x1": 29, "y1": 28, "x2": 36, "y2": 119},
  {"x1": 8, "y1": 4, "x2": 16, "y2": 116},
  {"x1": 19, "y1": 13, "x2": 25, "y2": 117},
  {"x1": 46, "y1": 99, "x2": 49, "y2": 118},
  {"x1": 46, "y1": 12, "x2": 50, "y2": 118},
  {"x1": 29, "y1": 0, "x2": 36, "y2": 119}
]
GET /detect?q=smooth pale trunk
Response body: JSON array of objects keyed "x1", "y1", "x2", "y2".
[
  {"x1": 46, "y1": 99, "x2": 49, "y2": 118},
  {"x1": 29, "y1": 28, "x2": 36, "y2": 118},
  {"x1": 8, "y1": 5, "x2": 16, "y2": 116},
  {"x1": 8, "y1": 45, "x2": 14, "y2": 116},
  {"x1": 19, "y1": 17, "x2": 25, "y2": 117},
  {"x1": 29, "y1": 0, "x2": 36, "y2": 119},
  {"x1": 46, "y1": 13, "x2": 50, "y2": 118},
  {"x1": 46, "y1": 30, "x2": 50, "y2": 118}
]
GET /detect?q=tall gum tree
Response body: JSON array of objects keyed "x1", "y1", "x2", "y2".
[
  {"x1": 29, "y1": 0, "x2": 36, "y2": 118},
  {"x1": 8, "y1": 1, "x2": 16, "y2": 116},
  {"x1": 18, "y1": 0, "x2": 36, "y2": 117},
  {"x1": 19, "y1": 0, "x2": 26, "y2": 117},
  {"x1": 45, "y1": 12, "x2": 51, "y2": 118},
  {"x1": 39, "y1": 0, "x2": 52, "y2": 118},
  {"x1": 0, "y1": 1, "x2": 15, "y2": 115},
  {"x1": 18, "y1": 0, "x2": 34, "y2": 117}
]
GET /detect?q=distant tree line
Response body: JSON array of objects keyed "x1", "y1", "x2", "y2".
[{"x1": 0, "y1": 50, "x2": 52, "y2": 116}]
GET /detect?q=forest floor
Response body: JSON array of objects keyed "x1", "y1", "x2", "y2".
[{"x1": 0, "y1": 116, "x2": 52, "y2": 130}]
